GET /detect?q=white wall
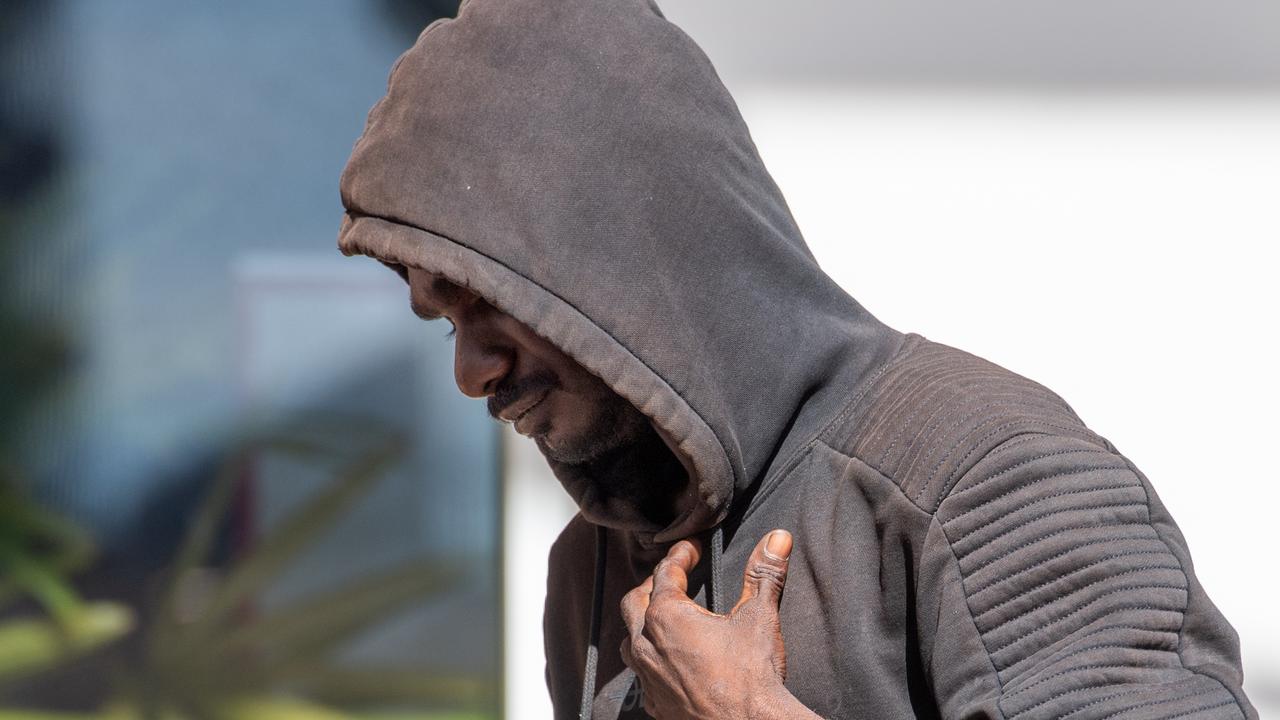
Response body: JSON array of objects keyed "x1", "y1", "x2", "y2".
[{"x1": 503, "y1": 88, "x2": 1280, "y2": 717}]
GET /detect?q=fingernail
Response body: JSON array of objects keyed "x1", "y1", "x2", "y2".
[{"x1": 764, "y1": 530, "x2": 792, "y2": 561}]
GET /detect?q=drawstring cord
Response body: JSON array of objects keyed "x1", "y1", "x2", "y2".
[
  {"x1": 708, "y1": 524, "x2": 725, "y2": 614},
  {"x1": 578, "y1": 524, "x2": 609, "y2": 720},
  {"x1": 577, "y1": 524, "x2": 725, "y2": 718}
]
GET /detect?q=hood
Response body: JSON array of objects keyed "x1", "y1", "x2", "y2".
[{"x1": 337, "y1": 0, "x2": 899, "y2": 545}]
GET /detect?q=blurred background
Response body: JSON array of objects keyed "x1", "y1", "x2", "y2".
[{"x1": 1, "y1": 1, "x2": 1275, "y2": 719}]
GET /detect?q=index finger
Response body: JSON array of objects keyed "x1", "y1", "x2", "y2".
[{"x1": 650, "y1": 538, "x2": 701, "y2": 602}]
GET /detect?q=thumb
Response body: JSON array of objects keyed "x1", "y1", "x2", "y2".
[{"x1": 733, "y1": 529, "x2": 793, "y2": 614}]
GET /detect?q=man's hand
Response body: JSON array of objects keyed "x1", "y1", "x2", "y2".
[{"x1": 619, "y1": 529, "x2": 821, "y2": 719}]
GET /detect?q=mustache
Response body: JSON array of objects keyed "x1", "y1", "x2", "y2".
[{"x1": 487, "y1": 370, "x2": 559, "y2": 421}]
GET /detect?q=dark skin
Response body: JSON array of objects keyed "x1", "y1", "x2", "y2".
[{"x1": 407, "y1": 267, "x2": 822, "y2": 719}]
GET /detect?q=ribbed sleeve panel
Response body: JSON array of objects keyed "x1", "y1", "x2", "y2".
[
  {"x1": 824, "y1": 334, "x2": 1252, "y2": 719},
  {"x1": 940, "y1": 434, "x2": 1242, "y2": 719}
]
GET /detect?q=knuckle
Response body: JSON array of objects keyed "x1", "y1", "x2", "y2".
[
  {"x1": 746, "y1": 562, "x2": 788, "y2": 587},
  {"x1": 643, "y1": 601, "x2": 664, "y2": 630},
  {"x1": 630, "y1": 637, "x2": 656, "y2": 666}
]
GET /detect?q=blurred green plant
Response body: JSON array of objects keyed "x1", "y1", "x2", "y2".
[
  {"x1": 3, "y1": 5, "x2": 492, "y2": 714},
  {"x1": 0, "y1": 7, "x2": 109, "y2": 691},
  {"x1": 0, "y1": 479, "x2": 135, "y2": 686},
  {"x1": 1, "y1": 427, "x2": 495, "y2": 720},
  {"x1": 132, "y1": 428, "x2": 491, "y2": 718}
]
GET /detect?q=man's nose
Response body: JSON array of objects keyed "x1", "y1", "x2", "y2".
[{"x1": 453, "y1": 330, "x2": 513, "y2": 398}]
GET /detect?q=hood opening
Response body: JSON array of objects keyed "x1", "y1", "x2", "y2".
[{"x1": 340, "y1": 211, "x2": 734, "y2": 544}]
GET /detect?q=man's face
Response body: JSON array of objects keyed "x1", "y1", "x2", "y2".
[{"x1": 406, "y1": 266, "x2": 652, "y2": 465}]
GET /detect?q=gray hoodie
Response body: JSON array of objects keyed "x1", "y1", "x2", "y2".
[{"x1": 335, "y1": 0, "x2": 1257, "y2": 717}]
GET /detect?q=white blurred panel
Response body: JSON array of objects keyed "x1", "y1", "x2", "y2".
[{"x1": 660, "y1": 0, "x2": 1280, "y2": 86}]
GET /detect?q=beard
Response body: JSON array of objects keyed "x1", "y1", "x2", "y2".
[
  {"x1": 540, "y1": 396, "x2": 690, "y2": 533},
  {"x1": 533, "y1": 386, "x2": 652, "y2": 465},
  {"x1": 489, "y1": 367, "x2": 691, "y2": 532}
]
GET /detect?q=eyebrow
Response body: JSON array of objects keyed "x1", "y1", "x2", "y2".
[
  {"x1": 431, "y1": 277, "x2": 468, "y2": 302},
  {"x1": 410, "y1": 277, "x2": 468, "y2": 321}
]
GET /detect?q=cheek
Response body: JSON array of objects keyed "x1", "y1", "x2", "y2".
[{"x1": 546, "y1": 390, "x2": 601, "y2": 434}]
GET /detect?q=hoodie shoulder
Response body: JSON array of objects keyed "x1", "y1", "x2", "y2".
[{"x1": 820, "y1": 334, "x2": 1109, "y2": 514}]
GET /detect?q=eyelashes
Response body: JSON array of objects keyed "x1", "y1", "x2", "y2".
[{"x1": 443, "y1": 322, "x2": 457, "y2": 340}]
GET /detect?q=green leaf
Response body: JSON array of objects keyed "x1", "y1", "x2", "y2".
[{"x1": 0, "y1": 602, "x2": 133, "y2": 682}]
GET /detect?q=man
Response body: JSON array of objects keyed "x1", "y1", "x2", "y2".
[{"x1": 336, "y1": 0, "x2": 1257, "y2": 718}]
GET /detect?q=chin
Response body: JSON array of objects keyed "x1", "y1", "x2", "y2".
[
  {"x1": 535, "y1": 425, "x2": 608, "y2": 466},
  {"x1": 534, "y1": 432, "x2": 586, "y2": 465}
]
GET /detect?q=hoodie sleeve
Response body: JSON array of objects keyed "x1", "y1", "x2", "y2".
[{"x1": 917, "y1": 432, "x2": 1257, "y2": 720}]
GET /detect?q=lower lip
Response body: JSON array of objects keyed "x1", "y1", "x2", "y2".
[{"x1": 514, "y1": 391, "x2": 550, "y2": 435}]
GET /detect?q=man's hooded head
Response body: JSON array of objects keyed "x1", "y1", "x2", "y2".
[
  {"x1": 404, "y1": 265, "x2": 694, "y2": 530},
  {"x1": 337, "y1": 0, "x2": 898, "y2": 544}
]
